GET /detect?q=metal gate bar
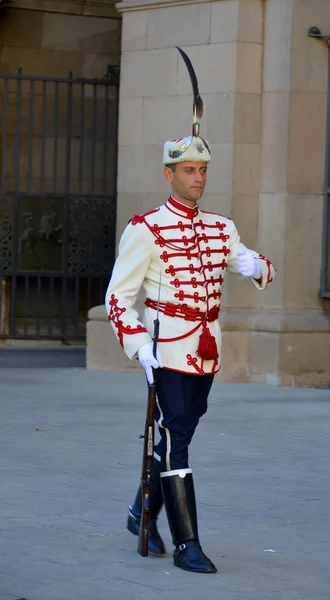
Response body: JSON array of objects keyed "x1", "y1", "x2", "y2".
[
  {"x1": 0, "y1": 66, "x2": 119, "y2": 340},
  {"x1": 0, "y1": 273, "x2": 111, "y2": 339},
  {"x1": 1, "y1": 69, "x2": 119, "y2": 196}
]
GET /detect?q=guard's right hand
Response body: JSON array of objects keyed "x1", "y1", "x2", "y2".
[{"x1": 138, "y1": 342, "x2": 163, "y2": 384}]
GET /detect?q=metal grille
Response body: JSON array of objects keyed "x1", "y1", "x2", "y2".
[
  {"x1": 322, "y1": 52, "x2": 330, "y2": 297},
  {"x1": 0, "y1": 67, "x2": 119, "y2": 339}
]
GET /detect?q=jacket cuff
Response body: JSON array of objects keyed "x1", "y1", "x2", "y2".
[
  {"x1": 249, "y1": 260, "x2": 268, "y2": 290},
  {"x1": 124, "y1": 332, "x2": 153, "y2": 360}
]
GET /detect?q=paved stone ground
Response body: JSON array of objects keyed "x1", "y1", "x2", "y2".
[{"x1": 0, "y1": 347, "x2": 329, "y2": 600}]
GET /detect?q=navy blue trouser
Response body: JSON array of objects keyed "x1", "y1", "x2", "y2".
[{"x1": 153, "y1": 369, "x2": 214, "y2": 472}]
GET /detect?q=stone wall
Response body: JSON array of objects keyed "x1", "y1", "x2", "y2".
[
  {"x1": 0, "y1": 0, "x2": 121, "y2": 78},
  {"x1": 86, "y1": 0, "x2": 330, "y2": 387}
]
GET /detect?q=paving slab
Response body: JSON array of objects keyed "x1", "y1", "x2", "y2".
[{"x1": 0, "y1": 348, "x2": 329, "y2": 600}]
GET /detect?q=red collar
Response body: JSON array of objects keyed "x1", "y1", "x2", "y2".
[{"x1": 165, "y1": 196, "x2": 199, "y2": 220}]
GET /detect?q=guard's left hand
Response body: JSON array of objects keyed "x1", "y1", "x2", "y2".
[{"x1": 237, "y1": 248, "x2": 261, "y2": 279}]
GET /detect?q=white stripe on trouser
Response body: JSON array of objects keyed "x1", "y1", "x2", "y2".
[
  {"x1": 160, "y1": 468, "x2": 192, "y2": 478},
  {"x1": 156, "y1": 395, "x2": 172, "y2": 471}
]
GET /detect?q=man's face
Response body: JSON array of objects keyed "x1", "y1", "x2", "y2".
[{"x1": 164, "y1": 161, "x2": 208, "y2": 203}]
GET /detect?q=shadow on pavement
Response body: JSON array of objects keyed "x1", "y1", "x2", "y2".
[{"x1": 0, "y1": 346, "x2": 86, "y2": 369}]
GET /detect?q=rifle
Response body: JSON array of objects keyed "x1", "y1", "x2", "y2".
[{"x1": 138, "y1": 286, "x2": 161, "y2": 557}]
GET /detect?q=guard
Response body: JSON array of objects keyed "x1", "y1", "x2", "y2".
[{"x1": 105, "y1": 47, "x2": 275, "y2": 574}]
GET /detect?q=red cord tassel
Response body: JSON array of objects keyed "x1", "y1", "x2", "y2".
[{"x1": 197, "y1": 326, "x2": 219, "y2": 361}]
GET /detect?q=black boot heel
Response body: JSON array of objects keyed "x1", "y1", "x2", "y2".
[{"x1": 174, "y1": 540, "x2": 217, "y2": 573}]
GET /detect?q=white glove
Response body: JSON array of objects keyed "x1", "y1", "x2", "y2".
[
  {"x1": 237, "y1": 247, "x2": 261, "y2": 279},
  {"x1": 138, "y1": 342, "x2": 163, "y2": 384}
]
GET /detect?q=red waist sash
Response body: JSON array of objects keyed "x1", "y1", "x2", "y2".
[{"x1": 145, "y1": 298, "x2": 219, "y2": 323}]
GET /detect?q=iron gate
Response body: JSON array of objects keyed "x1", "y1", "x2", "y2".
[
  {"x1": 0, "y1": 66, "x2": 119, "y2": 340},
  {"x1": 308, "y1": 27, "x2": 330, "y2": 297}
]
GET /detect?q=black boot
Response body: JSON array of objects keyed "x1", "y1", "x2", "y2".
[
  {"x1": 161, "y1": 469, "x2": 217, "y2": 573},
  {"x1": 127, "y1": 459, "x2": 166, "y2": 555}
]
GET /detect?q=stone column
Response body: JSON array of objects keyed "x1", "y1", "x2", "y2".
[
  {"x1": 116, "y1": 0, "x2": 240, "y2": 233},
  {"x1": 88, "y1": 0, "x2": 330, "y2": 385},
  {"x1": 247, "y1": 0, "x2": 330, "y2": 387},
  {"x1": 114, "y1": 0, "x2": 269, "y2": 381}
]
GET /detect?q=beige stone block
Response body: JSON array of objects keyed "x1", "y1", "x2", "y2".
[
  {"x1": 142, "y1": 92, "x2": 234, "y2": 146},
  {"x1": 14, "y1": 0, "x2": 119, "y2": 18},
  {"x1": 0, "y1": 46, "x2": 85, "y2": 78},
  {"x1": 122, "y1": 11, "x2": 147, "y2": 51},
  {"x1": 200, "y1": 193, "x2": 232, "y2": 218},
  {"x1": 0, "y1": 8, "x2": 43, "y2": 49},
  {"x1": 284, "y1": 194, "x2": 323, "y2": 311},
  {"x1": 81, "y1": 1, "x2": 119, "y2": 19},
  {"x1": 120, "y1": 48, "x2": 178, "y2": 98},
  {"x1": 291, "y1": 0, "x2": 329, "y2": 92},
  {"x1": 146, "y1": 3, "x2": 211, "y2": 49},
  {"x1": 226, "y1": 272, "x2": 256, "y2": 310},
  {"x1": 249, "y1": 373, "x2": 282, "y2": 385},
  {"x1": 249, "y1": 312, "x2": 330, "y2": 334},
  {"x1": 288, "y1": 92, "x2": 326, "y2": 195},
  {"x1": 236, "y1": 42, "x2": 262, "y2": 94},
  {"x1": 219, "y1": 311, "x2": 330, "y2": 384},
  {"x1": 249, "y1": 331, "x2": 279, "y2": 375},
  {"x1": 259, "y1": 91, "x2": 290, "y2": 193},
  {"x1": 231, "y1": 195, "x2": 258, "y2": 249},
  {"x1": 177, "y1": 44, "x2": 237, "y2": 95},
  {"x1": 119, "y1": 98, "x2": 144, "y2": 145},
  {"x1": 82, "y1": 53, "x2": 120, "y2": 78},
  {"x1": 219, "y1": 310, "x2": 249, "y2": 334},
  {"x1": 142, "y1": 92, "x2": 235, "y2": 146},
  {"x1": 233, "y1": 143, "x2": 260, "y2": 195},
  {"x1": 278, "y1": 331, "x2": 330, "y2": 376},
  {"x1": 42, "y1": 14, "x2": 120, "y2": 53},
  {"x1": 210, "y1": 0, "x2": 239, "y2": 43},
  {"x1": 142, "y1": 95, "x2": 193, "y2": 145},
  {"x1": 234, "y1": 93, "x2": 261, "y2": 144},
  {"x1": 291, "y1": 372, "x2": 330, "y2": 388},
  {"x1": 117, "y1": 145, "x2": 168, "y2": 194},
  {"x1": 205, "y1": 143, "x2": 234, "y2": 194},
  {"x1": 256, "y1": 193, "x2": 286, "y2": 310},
  {"x1": 86, "y1": 313, "x2": 144, "y2": 373},
  {"x1": 263, "y1": 0, "x2": 294, "y2": 91},
  {"x1": 217, "y1": 330, "x2": 250, "y2": 383},
  {"x1": 204, "y1": 92, "x2": 235, "y2": 144},
  {"x1": 238, "y1": 0, "x2": 263, "y2": 43}
]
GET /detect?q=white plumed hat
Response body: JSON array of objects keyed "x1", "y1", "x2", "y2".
[
  {"x1": 163, "y1": 135, "x2": 211, "y2": 165},
  {"x1": 163, "y1": 47, "x2": 211, "y2": 165}
]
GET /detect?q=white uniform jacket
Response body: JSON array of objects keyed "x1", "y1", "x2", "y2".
[{"x1": 105, "y1": 196, "x2": 275, "y2": 375}]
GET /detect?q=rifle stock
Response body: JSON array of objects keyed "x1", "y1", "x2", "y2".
[
  {"x1": 138, "y1": 380, "x2": 156, "y2": 557},
  {"x1": 138, "y1": 283, "x2": 160, "y2": 557}
]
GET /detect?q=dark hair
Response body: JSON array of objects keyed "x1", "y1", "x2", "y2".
[{"x1": 165, "y1": 164, "x2": 176, "y2": 172}]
